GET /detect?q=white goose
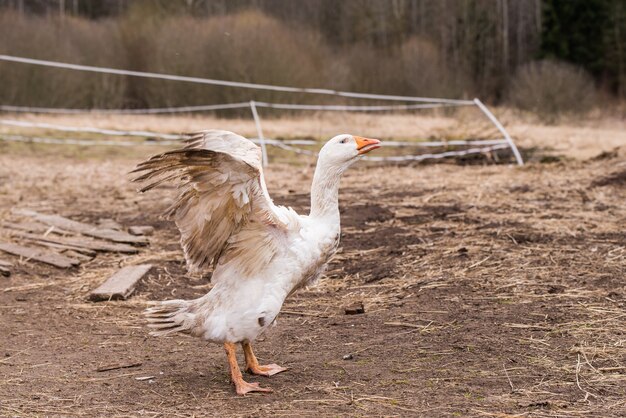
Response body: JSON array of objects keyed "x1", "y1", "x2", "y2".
[{"x1": 132, "y1": 130, "x2": 380, "y2": 395}]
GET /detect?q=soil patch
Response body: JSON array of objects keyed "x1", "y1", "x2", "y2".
[{"x1": 1, "y1": 153, "x2": 625, "y2": 417}]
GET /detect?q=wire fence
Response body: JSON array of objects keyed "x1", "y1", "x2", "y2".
[
  {"x1": 0, "y1": 54, "x2": 523, "y2": 165},
  {"x1": 0, "y1": 101, "x2": 464, "y2": 114},
  {"x1": 0, "y1": 118, "x2": 510, "y2": 147},
  {"x1": 0, "y1": 133, "x2": 511, "y2": 163},
  {"x1": 0, "y1": 54, "x2": 474, "y2": 105}
]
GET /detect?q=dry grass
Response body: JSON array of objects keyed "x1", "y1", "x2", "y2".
[{"x1": 2, "y1": 108, "x2": 626, "y2": 161}]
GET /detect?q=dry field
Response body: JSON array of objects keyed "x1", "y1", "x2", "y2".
[{"x1": 0, "y1": 112, "x2": 625, "y2": 417}]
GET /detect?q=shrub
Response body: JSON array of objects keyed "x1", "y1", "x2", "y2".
[
  {"x1": 120, "y1": 10, "x2": 332, "y2": 107},
  {"x1": 507, "y1": 59, "x2": 597, "y2": 120},
  {"x1": 0, "y1": 11, "x2": 127, "y2": 108}
]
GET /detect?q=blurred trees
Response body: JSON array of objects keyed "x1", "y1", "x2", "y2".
[
  {"x1": 0, "y1": 0, "x2": 624, "y2": 110},
  {"x1": 540, "y1": 0, "x2": 626, "y2": 97}
]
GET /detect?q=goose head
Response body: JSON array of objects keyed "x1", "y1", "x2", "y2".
[
  {"x1": 317, "y1": 134, "x2": 381, "y2": 172},
  {"x1": 310, "y1": 134, "x2": 381, "y2": 218}
]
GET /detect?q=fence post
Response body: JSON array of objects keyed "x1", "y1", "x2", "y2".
[
  {"x1": 249, "y1": 100, "x2": 268, "y2": 167},
  {"x1": 473, "y1": 98, "x2": 524, "y2": 166}
]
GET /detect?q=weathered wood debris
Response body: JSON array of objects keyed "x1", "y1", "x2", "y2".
[
  {"x1": 0, "y1": 242, "x2": 80, "y2": 268},
  {"x1": 0, "y1": 209, "x2": 154, "y2": 269},
  {"x1": 0, "y1": 210, "x2": 158, "y2": 302},
  {"x1": 89, "y1": 264, "x2": 153, "y2": 301},
  {"x1": 13, "y1": 210, "x2": 149, "y2": 245}
]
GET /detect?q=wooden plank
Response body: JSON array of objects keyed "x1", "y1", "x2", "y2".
[
  {"x1": 86, "y1": 229, "x2": 149, "y2": 246},
  {"x1": 14, "y1": 210, "x2": 148, "y2": 246},
  {"x1": 61, "y1": 250, "x2": 95, "y2": 262},
  {"x1": 128, "y1": 226, "x2": 155, "y2": 236},
  {"x1": 2, "y1": 221, "x2": 71, "y2": 235},
  {"x1": 11, "y1": 231, "x2": 138, "y2": 254},
  {"x1": 90, "y1": 264, "x2": 153, "y2": 301},
  {"x1": 14, "y1": 209, "x2": 94, "y2": 232},
  {"x1": 0, "y1": 242, "x2": 80, "y2": 268},
  {"x1": 22, "y1": 240, "x2": 97, "y2": 257}
]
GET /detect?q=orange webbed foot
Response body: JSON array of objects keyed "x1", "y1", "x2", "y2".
[
  {"x1": 234, "y1": 380, "x2": 273, "y2": 395},
  {"x1": 246, "y1": 363, "x2": 289, "y2": 377},
  {"x1": 224, "y1": 342, "x2": 274, "y2": 396},
  {"x1": 242, "y1": 341, "x2": 289, "y2": 377}
]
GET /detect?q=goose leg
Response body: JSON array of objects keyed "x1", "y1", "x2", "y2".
[
  {"x1": 242, "y1": 341, "x2": 288, "y2": 377},
  {"x1": 224, "y1": 342, "x2": 272, "y2": 395}
]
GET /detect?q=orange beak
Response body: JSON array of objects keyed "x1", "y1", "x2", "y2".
[{"x1": 354, "y1": 136, "x2": 381, "y2": 154}]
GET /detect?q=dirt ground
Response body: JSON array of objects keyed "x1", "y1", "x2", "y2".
[{"x1": 0, "y1": 118, "x2": 625, "y2": 417}]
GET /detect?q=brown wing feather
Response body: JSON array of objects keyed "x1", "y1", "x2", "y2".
[{"x1": 131, "y1": 131, "x2": 286, "y2": 275}]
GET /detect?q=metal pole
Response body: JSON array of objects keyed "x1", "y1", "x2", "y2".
[
  {"x1": 473, "y1": 98, "x2": 523, "y2": 166},
  {"x1": 249, "y1": 100, "x2": 268, "y2": 167}
]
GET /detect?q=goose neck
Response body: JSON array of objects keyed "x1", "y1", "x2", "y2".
[{"x1": 310, "y1": 163, "x2": 342, "y2": 221}]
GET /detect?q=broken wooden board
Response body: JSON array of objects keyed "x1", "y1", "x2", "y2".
[
  {"x1": 11, "y1": 231, "x2": 138, "y2": 254},
  {"x1": 0, "y1": 242, "x2": 80, "y2": 268},
  {"x1": 14, "y1": 210, "x2": 149, "y2": 246},
  {"x1": 61, "y1": 250, "x2": 95, "y2": 262},
  {"x1": 2, "y1": 220, "x2": 70, "y2": 235},
  {"x1": 86, "y1": 229, "x2": 149, "y2": 246},
  {"x1": 20, "y1": 239, "x2": 97, "y2": 257},
  {"x1": 90, "y1": 264, "x2": 153, "y2": 302},
  {"x1": 128, "y1": 226, "x2": 154, "y2": 236}
]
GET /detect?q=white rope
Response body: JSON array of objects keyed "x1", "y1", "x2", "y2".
[
  {"x1": 249, "y1": 101, "x2": 268, "y2": 167},
  {"x1": 264, "y1": 139, "x2": 317, "y2": 145},
  {"x1": 258, "y1": 139, "x2": 317, "y2": 156},
  {"x1": 250, "y1": 102, "x2": 462, "y2": 111},
  {"x1": 0, "y1": 102, "x2": 252, "y2": 114},
  {"x1": 473, "y1": 98, "x2": 524, "y2": 166},
  {"x1": 383, "y1": 139, "x2": 508, "y2": 147},
  {"x1": 0, "y1": 134, "x2": 511, "y2": 162},
  {"x1": 0, "y1": 54, "x2": 474, "y2": 105},
  {"x1": 0, "y1": 101, "x2": 463, "y2": 114},
  {"x1": 0, "y1": 120, "x2": 321, "y2": 146},
  {"x1": 0, "y1": 119, "x2": 186, "y2": 140},
  {"x1": 363, "y1": 143, "x2": 511, "y2": 162},
  {"x1": 0, "y1": 134, "x2": 315, "y2": 149},
  {"x1": 1, "y1": 118, "x2": 508, "y2": 148},
  {"x1": 0, "y1": 134, "x2": 179, "y2": 147}
]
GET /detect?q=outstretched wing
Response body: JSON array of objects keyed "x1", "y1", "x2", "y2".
[{"x1": 132, "y1": 130, "x2": 291, "y2": 275}]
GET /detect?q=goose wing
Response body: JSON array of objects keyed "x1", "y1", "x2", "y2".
[{"x1": 132, "y1": 130, "x2": 293, "y2": 276}]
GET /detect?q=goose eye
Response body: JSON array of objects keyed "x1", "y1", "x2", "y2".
[{"x1": 340, "y1": 138, "x2": 348, "y2": 144}]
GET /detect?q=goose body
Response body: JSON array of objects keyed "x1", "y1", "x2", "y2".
[
  {"x1": 196, "y1": 214, "x2": 339, "y2": 343},
  {"x1": 132, "y1": 130, "x2": 380, "y2": 394}
]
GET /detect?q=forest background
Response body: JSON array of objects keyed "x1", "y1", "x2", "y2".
[{"x1": 0, "y1": 0, "x2": 624, "y2": 119}]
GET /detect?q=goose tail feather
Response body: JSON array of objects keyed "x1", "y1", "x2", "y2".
[{"x1": 144, "y1": 300, "x2": 197, "y2": 336}]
